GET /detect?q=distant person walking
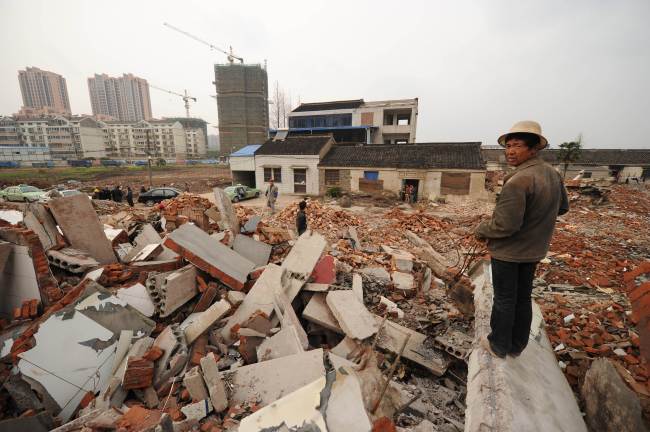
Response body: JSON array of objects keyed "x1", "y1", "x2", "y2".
[
  {"x1": 140, "y1": 185, "x2": 147, "y2": 194},
  {"x1": 296, "y1": 199, "x2": 308, "y2": 236},
  {"x1": 126, "y1": 186, "x2": 134, "y2": 207},
  {"x1": 265, "y1": 179, "x2": 278, "y2": 213},
  {"x1": 112, "y1": 185, "x2": 123, "y2": 203},
  {"x1": 475, "y1": 121, "x2": 569, "y2": 359}
]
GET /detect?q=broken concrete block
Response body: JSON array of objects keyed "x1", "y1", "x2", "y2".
[
  {"x1": 111, "y1": 330, "x2": 133, "y2": 375},
  {"x1": 326, "y1": 367, "x2": 372, "y2": 432},
  {"x1": 352, "y1": 273, "x2": 363, "y2": 302},
  {"x1": 239, "y1": 376, "x2": 327, "y2": 431},
  {"x1": 257, "y1": 325, "x2": 304, "y2": 362},
  {"x1": 116, "y1": 283, "x2": 156, "y2": 317},
  {"x1": 123, "y1": 224, "x2": 162, "y2": 262},
  {"x1": 47, "y1": 248, "x2": 100, "y2": 273},
  {"x1": 221, "y1": 264, "x2": 283, "y2": 342},
  {"x1": 153, "y1": 324, "x2": 189, "y2": 388},
  {"x1": 222, "y1": 348, "x2": 326, "y2": 406},
  {"x1": 303, "y1": 292, "x2": 343, "y2": 334},
  {"x1": 184, "y1": 300, "x2": 231, "y2": 345},
  {"x1": 159, "y1": 264, "x2": 198, "y2": 317},
  {"x1": 163, "y1": 223, "x2": 255, "y2": 290},
  {"x1": 331, "y1": 337, "x2": 362, "y2": 361},
  {"x1": 48, "y1": 194, "x2": 117, "y2": 264},
  {"x1": 311, "y1": 254, "x2": 336, "y2": 284},
  {"x1": 23, "y1": 203, "x2": 63, "y2": 251},
  {"x1": 375, "y1": 316, "x2": 448, "y2": 376},
  {"x1": 281, "y1": 231, "x2": 327, "y2": 301},
  {"x1": 183, "y1": 366, "x2": 209, "y2": 401},
  {"x1": 181, "y1": 399, "x2": 213, "y2": 421},
  {"x1": 130, "y1": 243, "x2": 163, "y2": 262},
  {"x1": 243, "y1": 215, "x2": 261, "y2": 233},
  {"x1": 204, "y1": 206, "x2": 221, "y2": 223},
  {"x1": 122, "y1": 357, "x2": 154, "y2": 390},
  {"x1": 405, "y1": 230, "x2": 450, "y2": 278},
  {"x1": 200, "y1": 352, "x2": 228, "y2": 412},
  {"x1": 392, "y1": 271, "x2": 415, "y2": 291},
  {"x1": 388, "y1": 248, "x2": 414, "y2": 273},
  {"x1": 581, "y1": 358, "x2": 647, "y2": 432},
  {"x1": 433, "y1": 328, "x2": 472, "y2": 360},
  {"x1": 379, "y1": 296, "x2": 404, "y2": 319},
  {"x1": 17, "y1": 308, "x2": 117, "y2": 421},
  {"x1": 304, "y1": 283, "x2": 330, "y2": 292},
  {"x1": 0, "y1": 244, "x2": 41, "y2": 318},
  {"x1": 233, "y1": 234, "x2": 272, "y2": 267},
  {"x1": 226, "y1": 290, "x2": 246, "y2": 306},
  {"x1": 213, "y1": 187, "x2": 240, "y2": 233},
  {"x1": 327, "y1": 290, "x2": 378, "y2": 340},
  {"x1": 275, "y1": 290, "x2": 309, "y2": 350},
  {"x1": 359, "y1": 266, "x2": 391, "y2": 282}
]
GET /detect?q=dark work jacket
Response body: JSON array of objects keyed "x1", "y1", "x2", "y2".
[
  {"x1": 296, "y1": 210, "x2": 307, "y2": 236},
  {"x1": 475, "y1": 157, "x2": 569, "y2": 262}
]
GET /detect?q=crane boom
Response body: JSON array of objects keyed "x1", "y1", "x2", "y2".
[
  {"x1": 150, "y1": 85, "x2": 197, "y2": 118},
  {"x1": 163, "y1": 22, "x2": 244, "y2": 63}
]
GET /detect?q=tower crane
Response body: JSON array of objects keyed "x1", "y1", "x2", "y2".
[
  {"x1": 163, "y1": 22, "x2": 244, "y2": 64},
  {"x1": 150, "y1": 85, "x2": 197, "y2": 118}
]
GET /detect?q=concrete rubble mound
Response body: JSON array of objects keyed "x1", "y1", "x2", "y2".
[{"x1": 0, "y1": 184, "x2": 648, "y2": 432}]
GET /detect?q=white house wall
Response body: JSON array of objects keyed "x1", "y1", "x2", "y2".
[
  {"x1": 255, "y1": 154, "x2": 321, "y2": 196},
  {"x1": 230, "y1": 156, "x2": 255, "y2": 172}
]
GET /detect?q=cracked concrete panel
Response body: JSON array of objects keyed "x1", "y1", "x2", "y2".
[
  {"x1": 239, "y1": 376, "x2": 327, "y2": 431},
  {"x1": 222, "y1": 348, "x2": 326, "y2": 406},
  {"x1": 326, "y1": 291, "x2": 378, "y2": 340},
  {"x1": 281, "y1": 232, "x2": 327, "y2": 302},
  {"x1": 0, "y1": 244, "x2": 40, "y2": 319},
  {"x1": 116, "y1": 284, "x2": 156, "y2": 317},
  {"x1": 17, "y1": 311, "x2": 116, "y2": 422},
  {"x1": 75, "y1": 291, "x2": 155, "y2": 336},
  {"x1": 213, "y1": 187, "x2": 240, "y2": 233},
  {"x1": 233, "y1": 234, "x2": 272, "y2": 268},
  {"x1": 48, "y1": 195, "x2": 117, "y2": 264},
  {"x1": 326, "y1": 368, "x2": 372, "y2": 432}
]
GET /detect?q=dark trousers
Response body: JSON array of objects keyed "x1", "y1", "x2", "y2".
[{"x1": 488, "y1": 258, "x2": 538, "y2": 357}]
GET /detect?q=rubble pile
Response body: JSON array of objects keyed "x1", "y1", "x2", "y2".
[
  {"x1": 271, "y1": 200, "x2": 365, "y2": 237},
  {"x1": 0, "y1": 188, "x2": 472, "y2": 432}
]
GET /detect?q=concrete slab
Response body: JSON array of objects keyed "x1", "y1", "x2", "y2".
[
  {"x1": 0, "y1": 244, "x2": 41, "y2": 318},
  {"x1": 200, "y1": 352, "x2": 228, "y2": 412},
  {"x1": 465, "y1": 262, "x2": 588, "y2": 432},
  {"x1": 213, "y1": 187, "x2": 240, "y2": 233},
  {"x1": 184, "y1": 300, "x2": 231, "y2": 345},
  {"x1": 360, "y1": 267, "x2": 391, "y2": 282},
  {"x1": 233, "y1": 234, "x2": 272, "y2": 267},
  {"x1": 116, "y1": 283, "x2": 156, "y2": 317},
  {"x1": 0, "y1": 240, "x2": 10, "y2": 274},
  {"x1": 304, "y1": 283, "x2": 330, "y2": 292},
  {"x1": 221, "y1": 264, "x2": 283, "y2": 342},
  {"x1": 123, "y1": 224, "x2": 162, "y2": 262},
  {"x1": 327, "y1": 291, "x2": 378, "y2": 340},
  {"x1": 130, "y1": 243, "x2": 163, "y2": 262},
  {"x1": 75, "y1": 290, "x2": 156, "y2": 337},
  {"x1": 326, "y1": 368, "x2": 372, "y2": 432},
  {"x1": 303, "y1": 292, "x2": 343, "y2": 334},
  {"x1": 18, "y1": 310, "x2": 116, "y2": 421},
  {"x1": 239, "y1": 376, "x2": 327, "y2": 432},
  {"x1": 392, "y1": 271, "x2": 415, "y2": 291},
  {"x1": 226, "y1": 290, "x2": 246, "y2": 306},
  {"x1": 374, "y1": 316, "x2": 448, "y2": 376},
  {"x1": 243, "y1": 215, "x2": 261, "y2": 233},
  {"x1": 221, "y1": 348, "x2": 326, "y2": 405},
  {"x1": 163, "y1": 223, "x2": 255, "y2": 290},
  {"x1": 183, "y1": 366, "x2": 209, "y2": 401},
  {"x1": 281, "y1": 231, "x2": 327, "y2": 302},
  {"x1": 352, "y1": 273, "x2": 363, "y2": 302},
  {"x1": 256, "y1": 325, "x2": 304, "y2": 362},
  {"x1": 48, "y1": 195, "x2": 117, "y2": 264},
  {"x1": 181, "y1": 399, "x2": 213, "y2": 421},
  {"x1": 23, "y1": 204, "x2": 63, "y2": 251}
]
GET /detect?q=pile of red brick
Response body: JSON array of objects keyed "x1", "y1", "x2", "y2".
[
  {"x1": 161, "y1": 194, "x2": 215, "y2": 231},
  {"x1": 272, "y1": 200, "x2": 364, "y2": 233}
]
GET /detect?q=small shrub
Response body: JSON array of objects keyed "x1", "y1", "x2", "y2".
[{"x1": 326, "y1": 186, "x2": 342, "y2": 198}]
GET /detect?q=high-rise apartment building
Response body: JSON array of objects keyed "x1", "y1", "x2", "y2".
[
  {"x1": 18, "y1": 67, "x2": 71, "y2": 115},
  {"x1": 214, "y1": 63, "x2": 268, "y2": 155},
  {"x1": 88, "y1": 73, "x2": 153, "y2": 122}
]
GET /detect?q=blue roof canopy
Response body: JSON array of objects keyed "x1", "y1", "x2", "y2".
[{"x1": 230, "y1": 145, "x2": 262, "y2": 157}]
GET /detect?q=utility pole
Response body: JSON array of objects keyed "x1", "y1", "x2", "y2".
[{"x1": 145, "y1": 129, "x2": 153, "y2": 187}]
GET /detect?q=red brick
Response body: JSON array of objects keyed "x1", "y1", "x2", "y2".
[
  {"x1": 122, "y1": 357, "x2": 154, "y2": 390},
  {"x1": 142, "y1": 346, "x2": 163, "y2": 361}
]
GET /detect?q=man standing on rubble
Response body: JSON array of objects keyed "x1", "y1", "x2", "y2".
[
  {"x1": 475, "y1": 120, "x2": 569, "y2": 359},
  {"x1": 265, "y1": 179, "x2": 278, "y2": 213},
  {"x1": 296, "y1": 199, "x2": 308, "y2": 236}
]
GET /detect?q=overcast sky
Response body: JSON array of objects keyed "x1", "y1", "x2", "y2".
[{"x1": 1, "y1": 0, "x2": 649, "y2": 148}]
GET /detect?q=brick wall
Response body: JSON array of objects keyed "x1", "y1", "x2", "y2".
[{"x1": 318, "y1": 168, "x2": 351, "y2": 195}]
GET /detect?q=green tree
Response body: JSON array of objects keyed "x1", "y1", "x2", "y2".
[{"x1": 557, "y1": 135, "x2": 583, "y2": 179}]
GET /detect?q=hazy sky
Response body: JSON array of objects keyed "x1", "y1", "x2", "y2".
[{"x1": 1, "y1": 0, "x2": 649, "y2": 148}]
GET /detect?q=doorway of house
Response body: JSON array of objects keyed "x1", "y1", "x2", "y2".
[{"x1": 402, "y1": 179, "x2": 420, "y2": 203}]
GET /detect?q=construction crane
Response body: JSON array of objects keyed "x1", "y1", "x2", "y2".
[
  {"x1": 150, "y1": 85, "x2": 197, "y2": 118},
  {"x1": 163, "y1": 22, "x2": 244, "y2": 64}
]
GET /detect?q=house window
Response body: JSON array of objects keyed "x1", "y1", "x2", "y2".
[
  {"x1": 325, "y1": 169, "x2": 340, "y2": 185},
  {"x1": 264, "y1": 167, "x2": 282, "y2": 183},
  {"x1": 397, "y1": 114, "x2": 410, "y2": 126},
  {"x1": 364, "y1": 171, "x2": 379, "y2": 180},
  {"x1": 384, "y1": 113, "x2": 394, "y2": 126},
  {"x1": 293, "y1": 168, "x2": 307, "y2": 194}
]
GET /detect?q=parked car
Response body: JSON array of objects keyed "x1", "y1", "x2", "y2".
[
  {"x1": 224, "y1": 185, "x2": 260, "y2": 203},
  {"x1": 0, "y1": 184, "x2": 46, "y2": 202},
  {"x1": 0, "y1": 161, "x2": 21, "y2": 168},
  {"x1": 137, "y1": 187, "x2": 182, "y2": 206},
  {"x1": 39, "y1": 189, "x2": 86, "y2": 202},
  {"x1": 68, "y1": 160, "x2": 93, "y2": 167}
]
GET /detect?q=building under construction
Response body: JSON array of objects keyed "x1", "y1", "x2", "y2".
[{"x1": 214, "y1": 63, "x2": 269, "y2": 155}]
